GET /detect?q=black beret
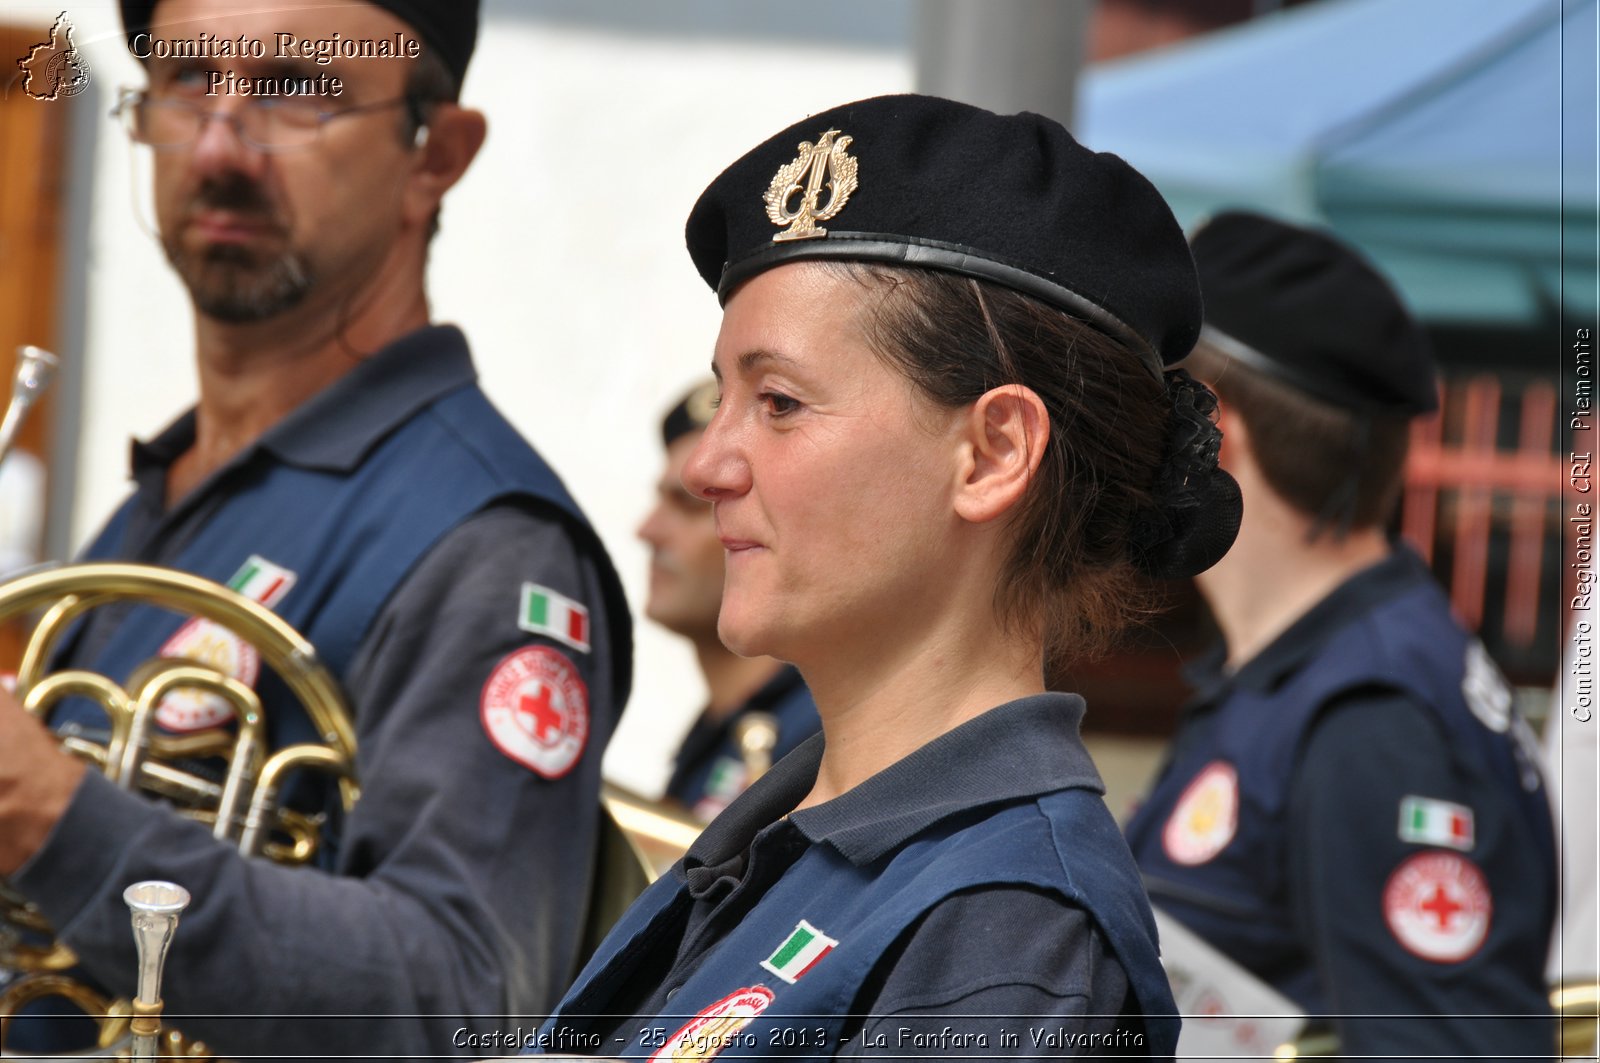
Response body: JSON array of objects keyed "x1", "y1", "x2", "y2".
[
  {"x1": 685, "y1": 94, "x2": 1201, "y2": 377},
  {"x1": 1189, "y1": 210, "x2": 1438, "y2": 414},
  {"x1": 661, "y1": 378, "x2": 719, "y2": 447},
  {"x1": 120, "y1": 0, "x2": 480, "y2": 86}
]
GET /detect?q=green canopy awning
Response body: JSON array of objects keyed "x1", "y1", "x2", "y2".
[{"x1": 1079, "y1": 0, "x2": 1597, "y2": 328}]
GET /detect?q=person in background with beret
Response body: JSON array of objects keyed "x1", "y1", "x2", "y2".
[
  {"x1": 640, "y1": 380, "x2": 820, "y2": 822},
  {"x1": 0, "y1": 2, "x2": 630, "y2": 1060},
  {"x1": 531, "y1": 93, "x2": 1244, "y2": 1060},
  {"x1": 1126, "y1": 210, "x2": 1556, "y2": 1057}
]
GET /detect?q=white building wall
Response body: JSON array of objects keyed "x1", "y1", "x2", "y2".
[{"x1": 2, "y1": 0, "x2": 912, "y2": 795}]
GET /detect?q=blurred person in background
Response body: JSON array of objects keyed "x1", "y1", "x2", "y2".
[
  {"x1": 1126, "y1": 210, "x2": 1556, "y2": 1057},
  {"x1": 639, "y1": 379, "x2": 819, "y2": 821}
]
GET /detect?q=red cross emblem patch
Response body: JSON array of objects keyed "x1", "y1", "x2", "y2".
[
  {"x1": 1382, "y1": 851, "x2": 1492, "y2": 963},
  {"x1": 480, "y1": 645, "x2": 589, "y2": 779},
  {"x1": 153, "y1": 618, "x2": 261, "y2": 732}
]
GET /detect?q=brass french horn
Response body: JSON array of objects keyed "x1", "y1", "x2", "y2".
[
  {"x1": 0, "y1": 348, "x2": 358, "y2": 1054},
  {"x1": 0, "y1": 346, "x2": 677, "y2": 1057},
  {"x1": 0, "y1": 562, "x2": 358, "y2": 1056}
]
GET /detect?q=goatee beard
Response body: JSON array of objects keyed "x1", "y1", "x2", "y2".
[{"x1": 163, "y1": 173, "x2": 315, "y2": 323}]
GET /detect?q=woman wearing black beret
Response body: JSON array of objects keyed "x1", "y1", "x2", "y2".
[{"x1": 534, "y1": 94, "x2": 1241, "y2": 1060}]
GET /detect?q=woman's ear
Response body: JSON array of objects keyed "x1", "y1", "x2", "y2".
[{"x1": 953, "y1": 385, "x2": 1049, "y2": 524}]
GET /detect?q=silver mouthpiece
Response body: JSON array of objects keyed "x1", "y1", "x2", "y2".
[
  {"x1": 124, "y1": 879, "x2": 189, "y2": 1063},
  {"x1": 125, "y1": 880, "x2": 189, "y2": 1008},
  {"x1": 0, "y1": 346, "x2": 60, "y2": 467}
]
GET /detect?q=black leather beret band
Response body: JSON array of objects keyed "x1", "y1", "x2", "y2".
[
  {"x1": 1197, "y1": 325, "x2": 1405, "y2": 415},
  {"x1": 1189, "y1": 210, "x2": 1437, "y2": 415},
  {"x1": 686, "y1": 96, "x2": 1202, "y2": 375},
  {"x1": 719, "y1": 233, "x2": 1165, "y2": 381}
]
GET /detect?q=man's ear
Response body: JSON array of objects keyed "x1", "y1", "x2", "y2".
[
  {"x1": 953, "y1": 384, "x2": 1049, "y2": 525},
  {"x1": 1216, "y1": 399, "x2": 1247, "y2": 469},
  {"x1": 403, "y1": 104, "x2": 487, "y2": 227}
]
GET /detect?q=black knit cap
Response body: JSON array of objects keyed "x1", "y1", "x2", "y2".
[
  {"x1": 1189, "y1": 210, "x2": 1438, "y2": 414},
  {"x1": 119, "y1": 0, "x2": 481, "y2": 86},
  {"x1": 661, "y1": 379, "x2": 719, "y2": 447},
  {"x1": 685, "y1": 94, "x2": 1202, "y2": 378}
]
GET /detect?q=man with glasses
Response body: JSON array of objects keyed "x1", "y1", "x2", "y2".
[{"x1": 0, "y1": 2, "x2": 631, "y2": 1060}]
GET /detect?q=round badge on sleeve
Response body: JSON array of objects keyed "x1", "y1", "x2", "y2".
[
  {"x1": 480, "y1": 645, "x2": 589, "y2": 779},
  {"x1": 649, "y1": 986, "x2": 775, "y2": 1063},
  {"x1": 1382, "y1": 851, "x2": 1492, "y2": 963},
  {"x1": 1163, "y1": 760, "x2": 1239, "y2": 866}
]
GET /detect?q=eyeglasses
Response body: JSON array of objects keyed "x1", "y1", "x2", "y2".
[{"x1": 112, "y1": 88, "x2": 423, "y2": 152}]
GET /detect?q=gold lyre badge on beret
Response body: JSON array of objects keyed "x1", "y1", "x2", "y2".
[{"x1": 763, "y1": 128, "x2": 858, "y2": 242}]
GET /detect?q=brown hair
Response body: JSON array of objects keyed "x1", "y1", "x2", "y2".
[
  {"x1": 1185, "y1": 341, "x2": 1410, "y2": 535},
  {"x1": 829, "y1": 262, "x2": 1174, "y2": 670}
]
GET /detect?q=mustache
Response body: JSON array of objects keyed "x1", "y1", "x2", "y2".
[{"x1": 184, "y1": 173, "x2": 281, "y2": 222}]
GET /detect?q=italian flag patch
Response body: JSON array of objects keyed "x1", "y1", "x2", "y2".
[
  {"x1": 228, "y1": 555, "x2": 296, "y2": 607},
  {"x1": 760, "y1": 920, "x2": 837, "y2": 984},
  {"x1": 519, "y1": 583, "x2": 591, "y2": 653},
  {"x1": 1398, "y1": 795, "x2": 1475, "y2": 852}
]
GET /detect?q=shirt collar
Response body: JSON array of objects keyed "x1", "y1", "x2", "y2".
[
  {"x1": 1203, "y1": 545, "x2": 1431, "y2": 696},
  {"x1": 130, "y1": 410, "x2": 197, "y2": 490},
  {"x1": 681, "y1": 693, "x2": 1104, "y2": 872},
  {"x1": 129, "y1": 325, "x2": 477, "y2": 480}
]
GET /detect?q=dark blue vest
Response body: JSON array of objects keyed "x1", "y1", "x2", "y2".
[
  {"x1": 1125, "y1": 560, "x2": 1554, "y2": 1010},
  {"x1": 50, "y1": 381, "x2": 630, "y2": 783},
  {"x1": 538, "y1": 788, "x2": 1180, "y2": 1058}
]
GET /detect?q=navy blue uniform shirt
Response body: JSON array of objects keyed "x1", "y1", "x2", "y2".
[
  {"x1": 537, "y1": 694, "x2": 1177, "y2": 1059},
  {"x1": 11, "y1": 327, "x2": 631, "y2": 1063},
  {"x1": 1127, "y1": 548, "x2": 1554, "y2": 1060}
]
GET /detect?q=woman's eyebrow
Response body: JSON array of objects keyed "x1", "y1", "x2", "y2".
[{"x1": 737, "y1": 348, "x2": 797, "y2": 374}]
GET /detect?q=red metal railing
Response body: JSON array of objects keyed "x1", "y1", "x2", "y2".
[{"x1": 1401, "y1": 377, "x2": 1562, "y2": 647}]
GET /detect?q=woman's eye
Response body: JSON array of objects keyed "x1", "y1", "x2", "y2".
[{"x1": 761, "y1": 391, "x2": 800, "y2": 416}]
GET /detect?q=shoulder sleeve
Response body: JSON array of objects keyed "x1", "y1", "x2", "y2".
[
  {"x1": 1289, "y1": 692, "x2": 1554, "y2": 1055},
  {"x1": 14, "y1": 501, "x2": 624, "y2": 1061},
  {"x1": 839, "y1": 886, "x2": 1138, "y2": 1059},
  {"x1": 339, "y1": 498, "x2": 623, "y2": 1001}
]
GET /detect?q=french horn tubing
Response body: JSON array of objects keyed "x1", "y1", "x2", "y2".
[
  {"x1": 1, "y1": 347, "x2": 362, "y2": 1056},
  {"x1": 0, "y1": 563, "x2": 358, "y2": 1056},
  {"x1": 0, "y1": 344, "x2": 689, "y2": 1054}
]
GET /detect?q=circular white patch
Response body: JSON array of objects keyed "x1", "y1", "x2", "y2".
[
  {"x1": 1163, "y1": 760, "x2": 1239, "y2": 866},
  {"x1": 649, "y1": 985, "x2": 774, "y2": 1063},
  {"x1": 154, "y1": 618, "x2": 261, "y2": 732},
  {"x1": 1383, "y1": 851, "x2": 1492, "y2": 963},
  {"x1": 480, "y1": 646, "x2": 588, "y2": 779}
]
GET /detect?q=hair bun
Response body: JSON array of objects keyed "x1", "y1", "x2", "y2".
[{"x1": 1130, "y1": 370, "x2": 1243, "y2": 579}]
